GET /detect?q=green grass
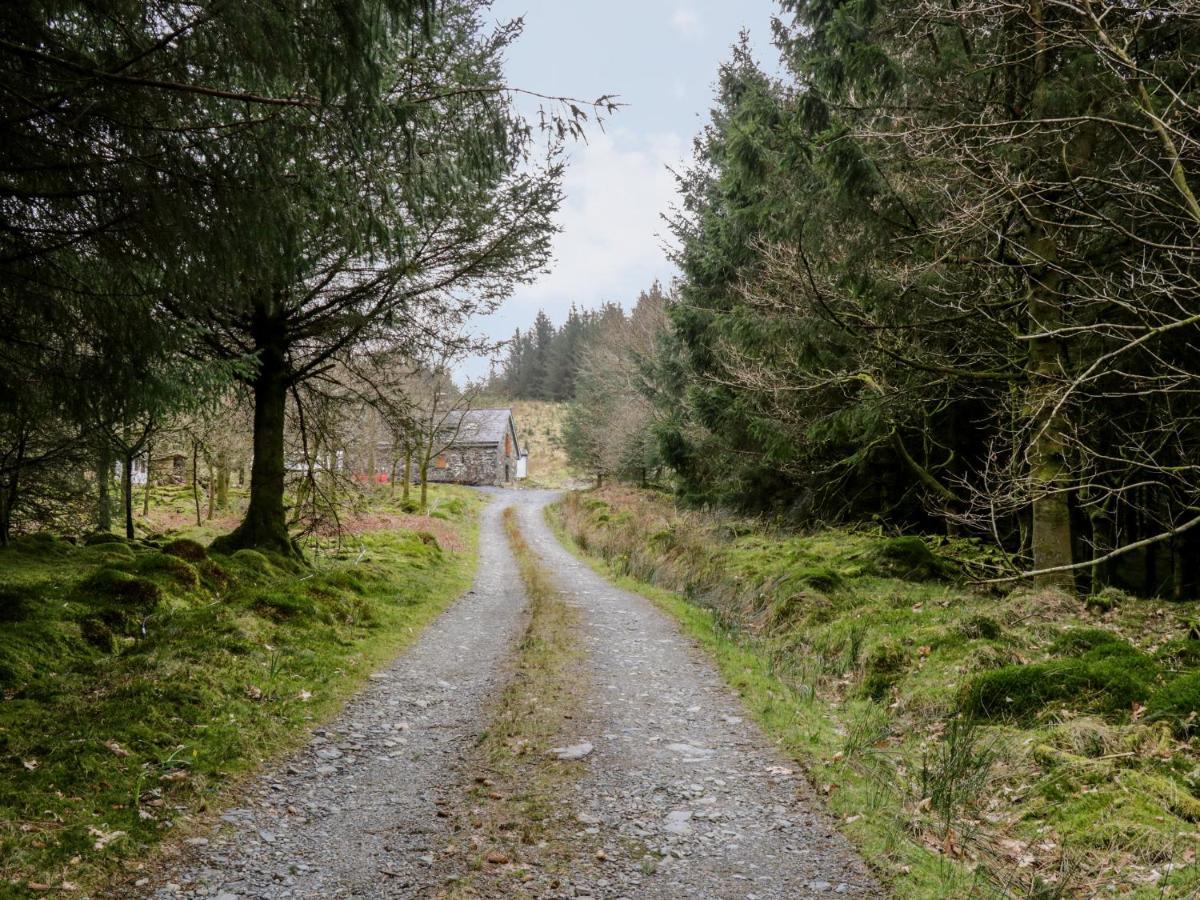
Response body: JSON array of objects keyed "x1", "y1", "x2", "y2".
[
  {"x1": 0, "y1": 484, "x2": 483, "y2": 898},
  {"x1": 443, "y1": 508, "x2": 592, "y2": 898},
  {"x1": 549, "y1": 487, "x2": 1200, "y2": 898}
]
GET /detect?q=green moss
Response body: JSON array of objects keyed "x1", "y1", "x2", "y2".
[
  {"x1": 1048, "y1": 627, "x2": 1130, "y2": 657},
  {"x1": 136, "y1": 551, "x2": 200, "y2": 589},
  {"x1": 1147, "y1": 671, "x2": 1200, "y2": 735},
  {"x1": 1155, "y1": 639, "x2": 1200, "y2": 669},
  {"x1": 198, "y1": 558, "x2": 232, "y2": 590},
  {"x1": 1086, "y1": 585, "x2": 1130, "y2": 612},
  {"x1": 0, "y1": 585, "x2": 30, "y2": 623},
  {"x1": 0, "y1": 485, "x2": 482, "y2": 894},
  {"x1": 961, "y1": 652, "x2": 1155, "y2": 720},
  {"x1": 162, "y1": 537, "x2": 208, "y2": 561},
  {"x1": 229, "y1": 548, "x2": 275, "y2": 577},
  {"x1": 252, "y1": 589, "x2": 318, "y2": 620},
  {"x1": 83, "y1": 532, "x2": 126, "y2": 546},
  {"x1": 866, "y1": 535, "x2": 951, "y2": 581}
]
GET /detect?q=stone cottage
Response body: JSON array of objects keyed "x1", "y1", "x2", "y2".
[{"x1": 426, "y1": 408, "x2": 525, "y2": 486}]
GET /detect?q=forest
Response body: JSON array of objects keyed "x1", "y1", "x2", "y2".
[{"x1": 501, "y1": 0, "x2": 1200, "y2": 600}]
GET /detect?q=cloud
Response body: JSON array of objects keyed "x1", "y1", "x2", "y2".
[
  {"x1": 670, "y1": 2, "x2": 704, "y2": 40},
  {"x1": 460, "y1": 129, "x2": 687, "y2": 379}
]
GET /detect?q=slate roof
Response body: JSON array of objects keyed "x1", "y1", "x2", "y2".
[{"x1": 444, "y1": 408, "x2": 515, "y2": 448}]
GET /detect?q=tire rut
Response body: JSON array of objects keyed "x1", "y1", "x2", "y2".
[
  {"x1": 511, "y1": 490, "x2": 880, "y2": 899},
  {"x1": 139, "y1": 498, "x2": 527, "y2": 899}
]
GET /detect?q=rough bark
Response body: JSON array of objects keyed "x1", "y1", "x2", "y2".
[
  {"x1": 1027, "y1": 236, "x2": 1074, "y2": 591},
  {"x1": 211, "y1": 308, "x2": 297, "y2": 556},
  {"x1": 121, "y1": 450, "x2": 135, "y2": 540},
  {"x1": 216, "y1": 450, "x2": 229, "y2": 510},
  {"x1": 97, "y1": 439, "x2": 112, "y2": 532}
]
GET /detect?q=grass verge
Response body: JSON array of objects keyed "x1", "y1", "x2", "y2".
[
  {"x1": 548, "y1": 487, "x2": 1200, "y2": 898},
  {"x1": 0, "y1": 485, "x2": 482, "y2": 899},
  {"x1": 439, "y1": 507, "x2": 591, "y2": 897}
]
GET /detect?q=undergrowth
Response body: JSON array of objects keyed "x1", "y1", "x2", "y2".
[
  {"x1": 550, "y1": 486, "x2": 1200, "y2": 898},
  {"x1": 0, "y1": 484, "x2": 482, "y2": 898}
]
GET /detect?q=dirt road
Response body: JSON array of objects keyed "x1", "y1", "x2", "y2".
[{"x1": 144, "y1": 491, "x2": 876, "y2": 898}]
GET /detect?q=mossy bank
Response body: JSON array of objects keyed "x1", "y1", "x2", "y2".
[
  {"x1": 0, "y1": 486, "x2": 482, "y2": 898},
  {"x1": 550, "y1": 487, "x2": 1200, "y2": 898}
]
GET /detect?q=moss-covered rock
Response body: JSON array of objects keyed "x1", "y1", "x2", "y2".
[
  {"x1": 137, "y1": 552, "x2": 200, "y2": 589},
  {"x1": 866, "y1": 535, "x2": 952, "y2": 581},
  {"x1": 229, "y1": 548, "x2": 275, "y2": 577},
  {"x1": 75, "y1": 568, "x2": 163, "y2": 636},
  {"x1": 83, "y1": 532, "x2": 126, "y2": 546},
  {"x1": 961, "y1": 643, "x2": 1157, "y2": 720},
  {"x1": 162, "y1": 538, "x2": 207, "y2": 562}
]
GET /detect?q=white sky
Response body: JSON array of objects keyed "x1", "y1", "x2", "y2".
[{"x1": 461, "y1": 0, "x2": 781, "y2": 380}]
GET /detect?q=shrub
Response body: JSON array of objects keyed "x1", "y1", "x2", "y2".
[
  {"x1": 866, "y1": 535, "x2": 951, "y2": 581},
  {"x1": 137, "y1": 552, "x2": 200, "y2": 589},
  {"x1": 162, "y1": 538, "x2": 207, "y2": 562},
  {"x1": 399, "y1": 498, "x2": 420, "y2": 514},
  {"x1": 1147, "y1": 672, "x2": 1200, "y2": 736}
]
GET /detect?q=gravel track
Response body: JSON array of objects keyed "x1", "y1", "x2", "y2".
[
  {"x1": 141, "y1": 490, "x2": 878, "y2": 898},
  {"x1": 511, "y1": 490, "x2": 878, "y2": 899},
  {"x1": 141, "y1": 498, "x2": 527, "y2": 899}
]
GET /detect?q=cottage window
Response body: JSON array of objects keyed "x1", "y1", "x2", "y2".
[{"x1": 435, "y1": 454, "x2": 448, "y2": 469}]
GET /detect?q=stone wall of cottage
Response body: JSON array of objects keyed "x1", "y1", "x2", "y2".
[{"x1": 426, "y1": 445, "x2": 501, "y2": 485}]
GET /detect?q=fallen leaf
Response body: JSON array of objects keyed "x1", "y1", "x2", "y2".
[
  {"x1": 485, "y1": 850, "x2": 509, "y2": 865},
  {"x1": 245, "y1": 685, "x2": 263, "y2": 701},
  {"x1": 103, "y1": 740, "x2": 130, "y2": 758},
  {"x1": 297, "y1": 690, "x2": 312, "y2": 702},
  {"x1": 22, "y1": 759, "x2": 39, "y2": 771}
]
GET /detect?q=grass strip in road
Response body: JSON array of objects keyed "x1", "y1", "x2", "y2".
[
  {"x1": 0, "y1": 486, "x2": 482, "y2": 899},
  {"x1": 440, "y1": 507, "x2": 593, "y2": 897}
]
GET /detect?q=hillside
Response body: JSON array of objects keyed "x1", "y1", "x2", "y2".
[{"x1": 510, "y1": 400, "x2": 575, "y2": 488}]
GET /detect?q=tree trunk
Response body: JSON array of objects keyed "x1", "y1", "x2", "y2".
[
  {"x1": 142, "y1": 441, "x2": 153, "y2": 517},
  {"x1": 192, "y1": 440, "x2": 201, "y2": 526},
  {"x1": 1027, "y1": 235, "x2": 1074, "y2": 590},
  {"x1": 216, "y1": 450, "x2": 229, "y2": 510},
  {"x1": 211, "y1": 311, "x2": 296, "y2": 556},
  {"x1": 402, "y1": 448, "x2": 413, "y2": 502},
  {"x1": 97, "y1": 439, "x2": 112, "y2": 532},
  {"x1": 0, "y1": 428, "x2": 25, "y2": 546},
  {"x1": 206, "y1": 457, "x2": 215, "y2": 520},
  {"x1": 419, "y1": 460, "x2": 429, "y2": 512},
  {"x1": 122, "y1": 450, "x2": 135, "y2": 540}
]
